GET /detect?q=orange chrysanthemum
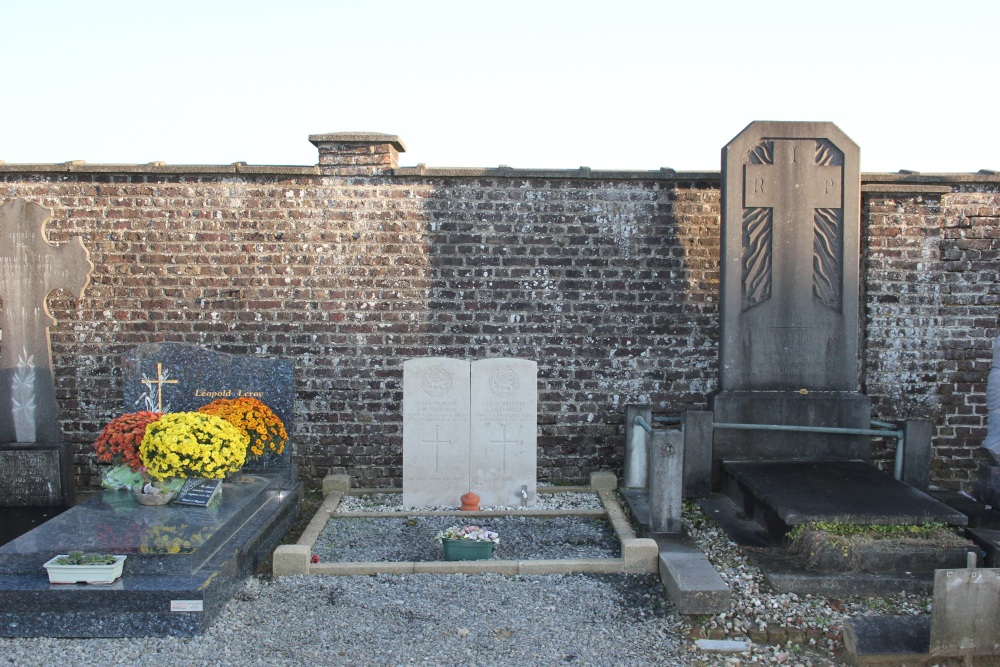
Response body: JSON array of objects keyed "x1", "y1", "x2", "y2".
[
  {"x1": 198, "y1": 397, "x2": 287, "y2": 458},
  {"x1": 93, "y1": 411, "x2": 163, "y2": 471}
]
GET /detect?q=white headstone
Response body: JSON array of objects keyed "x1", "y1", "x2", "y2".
[
  {"x1": 984, "y1": 337, "x2": 1000, "y2": 462},
  {"x1": 402, "y1": 358, "x2": 471, "y2": 507},
  {"x1": 470, "y1": 358, "x2": 537, "y2": 507}
]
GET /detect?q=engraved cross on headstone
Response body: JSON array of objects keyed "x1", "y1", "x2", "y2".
[
  {"x1": 488, "y1": 425, "x2": 522, "y2": 472},
  {"x1": 744, "y1": 139, "x2": 842, "y2": 312},
  {"x1": 141, "y1": 362, "x2": 178, "y2": 412},
  {"x1": 0, "y1": 199, "x2": 93, "y2": 443},
  {"x1": 422, "y1": 425, "x2": 451, "y2": 473}
]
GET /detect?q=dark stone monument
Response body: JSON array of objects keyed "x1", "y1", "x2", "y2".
[
  {"x1": 122, "y1": 342, "x2": 293, "y2": 471},
  {"x1": 0, "y1": 198, "x2": 93, "y2": 506},
  {"x1": 693, "y1": 122, "x2": 966, "y2": 594},
  {"x1": 712, "y1": 121, "x2": 871, "y2": 469}
]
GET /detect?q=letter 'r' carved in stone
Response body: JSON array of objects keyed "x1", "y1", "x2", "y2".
[{"x1": 0, "y1": 199, "x2": 93, "y2": 443}]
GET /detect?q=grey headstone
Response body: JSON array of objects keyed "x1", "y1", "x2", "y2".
[
  {"x1": 930, "y1": 566, "x2": 1000, "y2": 658},
  {"x1": 649, "y1": 430, "x2": 684, "y2": 533},
  {"x1": 713, "y1": 122, "x2": 870, "y2": 470},
  {"x1": 719, "y1": 121, "x2": 861, "y2": 392},
  {"x1": 402, "y1": 358, "x2": 471, "y2": 507},
  {"x1": 122, "y1": 343, "x2": 294, "y2": 470},
  {"x1": 470, "y1": 358, "x2": 537, "y2": 507},
  {"x1": 0, "y1": 198, "x2": 92, "y2": 444}
]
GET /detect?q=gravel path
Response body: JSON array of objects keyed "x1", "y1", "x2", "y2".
[{"x1": 0, "y1": 494, "x2": 931, "y2": 666}]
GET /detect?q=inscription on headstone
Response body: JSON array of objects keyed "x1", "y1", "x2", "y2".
[
  {"x1": 122, "y1": 343, "x2": 294, "y2": 470},
  {"x1": 0, "y1": 198, "x2": 93, "y2": 443},
  {"x1": 402, "y1": 358, "x2": 471, "y2": 507},
  {"x1": 0, "y1": 449, "x2": 64, "y2": 505},
  {"x1": 470, "y1": 358, "x2": 537, "y2": 506},
  {"x1": 402, "y1": 358, "x2": 537, "y2": 508}
]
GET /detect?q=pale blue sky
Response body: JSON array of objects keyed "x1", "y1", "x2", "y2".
[{"x1": 2, "y1": 0, "x2": 997, "y2": 172}]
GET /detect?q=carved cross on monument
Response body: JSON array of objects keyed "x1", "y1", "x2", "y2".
[
  {"x1": 744, "y1": 139, "x2": 843, "y2": 312},
  {"x1": 0, "y1": 199, "x2": 93, "y2": 443}
]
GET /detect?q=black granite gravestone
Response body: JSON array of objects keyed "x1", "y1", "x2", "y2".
[
  {"x1": 122, "y1": 342, "x2": 293, "y2": 471},
  {"x1": 0, "y1": 198, "x2": 93, "y2": 507}
]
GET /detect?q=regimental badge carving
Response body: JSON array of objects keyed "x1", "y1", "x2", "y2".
[
  {"x1": 421, "y1": 364, "x2": 453, "y2": 397},
  {"x1": 488, "y1": 364, "x2": 519, "y2": 397}
]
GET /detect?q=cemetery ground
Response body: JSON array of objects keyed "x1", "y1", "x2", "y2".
[{"x1": 0, "y1": 481, "x2": 942, "y2": 667}]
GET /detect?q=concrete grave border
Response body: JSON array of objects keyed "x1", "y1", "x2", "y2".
[{"x1": 273, "y1": 471, "x2": 658, "y2": 576}]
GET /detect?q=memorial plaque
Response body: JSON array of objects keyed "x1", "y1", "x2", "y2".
[
  {"x1": 402, "y1": 358, "x2": 471, "y2": 507},
  {"x1": 174, "y1": 479, "x2": 223, "y2": 507},
  {"x1": 122, "y1": 343, "x2": 293, "y2": 470},
  {"x1": 470, "y1": 358, "x2": 537, "y2": 507},
  {"x1": 0, "y1": 448, "x2": 66, "y2": 505}
]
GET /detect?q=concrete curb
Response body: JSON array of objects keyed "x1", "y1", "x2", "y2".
[{"x1": 274, "y1": 471, "x2": 656, "y2": 577}]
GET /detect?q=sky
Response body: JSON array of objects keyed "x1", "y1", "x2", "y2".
[{"x1": 2, "y1": 0, "x2": 997, "y2": 173}]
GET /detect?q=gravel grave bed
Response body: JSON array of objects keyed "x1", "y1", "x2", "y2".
[{"x1": 313, "y1": 515, "x2": 620, "y2": 562}]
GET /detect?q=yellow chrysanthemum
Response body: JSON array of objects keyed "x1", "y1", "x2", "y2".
[{"x1": 139, "y1": 412, "x2": 248, "y2": 480}]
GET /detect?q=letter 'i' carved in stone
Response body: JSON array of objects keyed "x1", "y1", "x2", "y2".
[{"x1": 0, "y1": 199, "x2": 93, "y2": 443}]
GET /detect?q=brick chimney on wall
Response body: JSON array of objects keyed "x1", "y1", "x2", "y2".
[{"x1": 308, "y1": 132, "x2": 406, "y2": 176}]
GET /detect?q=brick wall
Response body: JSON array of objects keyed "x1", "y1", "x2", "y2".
[{"x1": 2, "y1": 136, "x2": 998, "y2": 490}]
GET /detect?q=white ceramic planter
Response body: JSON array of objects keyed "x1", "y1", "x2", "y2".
[{"x1": 42, "y1": 555, "x2": 127, "y2": 585}]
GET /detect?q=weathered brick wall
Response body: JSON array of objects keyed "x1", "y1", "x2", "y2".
[
  {"x1": 1, "y1": 142, "x2": 998, "y2": 491},
  {"x1": 864, "y1": 182, "x2": 1000, "y2": 487}
]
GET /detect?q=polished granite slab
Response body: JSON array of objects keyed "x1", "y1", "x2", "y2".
[{"x1": 0, "y1": 472, "x2": 301, "y2": 637}]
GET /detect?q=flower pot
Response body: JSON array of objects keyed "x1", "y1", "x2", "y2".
[
  {"x1": 441, "y1": 539, "x2": 494, "y2": 561},
  {"x1": 43, "y1": 555, "x2": 127, "y2": 585},
  {"x1": 132, "y1": 487, "x2": 175, "y2": 506}
]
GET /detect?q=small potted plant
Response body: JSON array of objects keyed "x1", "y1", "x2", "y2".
[
  {"x1": 43, "y1": 551, "x2": 127, "y2": 585},
  {"x1": 435, "y1": 525, "x2": 500, "y2": 561}
]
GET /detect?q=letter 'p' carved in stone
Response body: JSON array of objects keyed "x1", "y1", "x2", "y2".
[{"x1": 0, "y1": 199, "x2": 93, "y2": 443}]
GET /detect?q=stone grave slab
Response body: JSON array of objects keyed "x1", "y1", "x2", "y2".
[
  {"x1": 0, "y1": 472, "x2": 302, "y2": 637},
  {"x1": 402, "y1": 358, "x2": 471, "y2": 507},
  {"x1": 724, "y1": 460, "x2": 967, "y2": 539},
  {"x1": 122, "y1": 343, "x2": 293, "y2": 470},
  {"x1": 470, "y1": 358, "x2": 537, "y2": 507}
]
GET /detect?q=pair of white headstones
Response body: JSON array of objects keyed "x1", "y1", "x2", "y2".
[{"x1": 402, "y1": 358, "x2": 537, "y2": 508}]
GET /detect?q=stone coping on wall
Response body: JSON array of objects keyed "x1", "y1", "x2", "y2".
[{"x1": 0, "y1": 159, "x2": 997, "y2": 189}]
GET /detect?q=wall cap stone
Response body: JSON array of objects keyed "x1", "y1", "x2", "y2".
[{"x1": 308, "y1": 132, "x2": 406, "y2": 152}]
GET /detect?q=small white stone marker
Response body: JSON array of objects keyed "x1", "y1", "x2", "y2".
[{"x1": 695, "y1": 639, "x2": 750, "y2": 653}]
